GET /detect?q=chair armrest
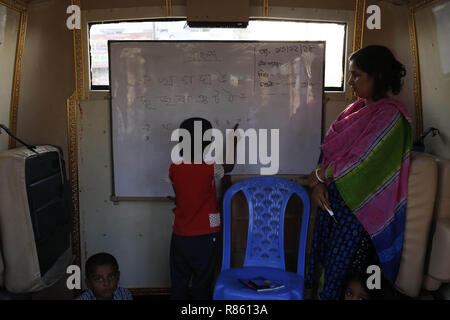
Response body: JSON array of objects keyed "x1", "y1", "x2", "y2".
[
  {"x1": 395, "y1": 152, "x2": 438, "y2": 297},
  {"x1": 434, "y1": 157, "x2": 450, "y2": 221},
  {"x1": 426, "y1": 156, "x2": 450, "y2": 282}
]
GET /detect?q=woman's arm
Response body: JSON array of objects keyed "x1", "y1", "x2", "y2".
[{"x1": 308, "y1": 168, "x2": 330, "y2": 211}]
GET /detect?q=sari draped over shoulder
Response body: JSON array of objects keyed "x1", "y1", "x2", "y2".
[{"x1": 320, "y1": 98, "x2": 413, "y2": 282}]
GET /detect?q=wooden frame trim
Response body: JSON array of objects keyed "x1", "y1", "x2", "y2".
[
  {"x1": 350, "y1": 0, "x2": 366, "y2": 102},
  {"x1": 66, "y1": 94, "x2": 81, "y2": 297},
  {"x1": 165, "y1": 0, "x2": 172, "y2": 16},
  {"x1": 67, "y1": 0, "x2": 83, "y2": 297},
  {"x1": 263, "y1": 0, "x2": 269, "y2": 17},
  {"x1": 407, "y1": 0, "x2": 441, "y2": 142},
  {"x1": 72, "y1": 0, "x2": 85, "y2": 101},
  {"x1": 352, "y1": 0, "x2": 366, "y2": 52}
]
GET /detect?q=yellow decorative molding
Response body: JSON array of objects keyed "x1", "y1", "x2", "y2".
[
  {"x1": 66, "y1": 93, "x2": 81, "y2": 297},
  {"x1": 67, "y1": 0, "x2": 83, "y2": 295},
  {"x1": 407, "y1": 0, "x2": 440, "y2": 142},
  {"x1": 166, "y1": 0, "x2": 172, "y2": 16},
  {"x1": 352, "y1": 0, "x2": 366, "y2": 53},
  {"x1": 407, "y1": 9, "x2": 423, "y2": 141},
  {"x1": 263, "y1": 0, "x2": 269, "y2": 17},
  {"x1": 72, "y1": 0, "x2": 85, "y2": 101},
  {"x1": 350, "y1": 0, "x2": 366, "y2": 101}
]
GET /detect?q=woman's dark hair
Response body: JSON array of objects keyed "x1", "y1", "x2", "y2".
[
  {"x1": 85, "y1": 252, "x2": 119, "y2": 279},
  {"x1": 349, "y1": 45, "x2": 406, "y2": 101},
  {"x1": 179, "y1": 117, "x2": 212, "y2": 162}
]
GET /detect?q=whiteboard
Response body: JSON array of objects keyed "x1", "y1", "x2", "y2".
[{"x1": 109, "y1": 41, "x2": 325, "y2": 198}]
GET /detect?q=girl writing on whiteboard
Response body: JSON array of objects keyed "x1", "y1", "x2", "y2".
[
  {"x1": 305, "y1": 45, "x2": 413, "y2": 300},
  {"x1": 168, "y1": 118, "x2": 238, "y2": 300}
]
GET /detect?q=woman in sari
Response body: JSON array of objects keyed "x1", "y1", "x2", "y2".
[{"x1": 305, "y1": 45, "x2": 413, "y2": 300}]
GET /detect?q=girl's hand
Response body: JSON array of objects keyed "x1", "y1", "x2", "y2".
[
  {"x1": 167, "y1": 196, "x2": 176, "y2": 204},
  {"x1": 311, "y1": 183, "x2": 330, "y2": 211}
]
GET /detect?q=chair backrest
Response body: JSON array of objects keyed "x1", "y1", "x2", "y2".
[{"x1": 221, "y1": 177, "x2": 310, "y2": 276}]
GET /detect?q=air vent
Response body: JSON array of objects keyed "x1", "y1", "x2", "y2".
[
  {"x1": 187, "y1": 0, "x2": 249, "y2": 29},
  {"x1": 187, "y1": 21, "x2": 248, "y2": 28}
]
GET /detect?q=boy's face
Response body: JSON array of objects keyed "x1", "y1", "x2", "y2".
[
  {"x1": 344, "y1": 279, "x2": 370, "y2": 300},
  {"x1": 86, "y1": 264, "x2": 120, "y2": 300}
]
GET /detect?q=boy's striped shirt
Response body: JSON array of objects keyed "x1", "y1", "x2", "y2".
[{"x1": 75, "y1": 286, "x2": 133, "y2": 300}]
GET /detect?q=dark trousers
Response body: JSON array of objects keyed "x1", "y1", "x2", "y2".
[{"x1": 169, "y1": 232, "x2": 219, "y2": 300}]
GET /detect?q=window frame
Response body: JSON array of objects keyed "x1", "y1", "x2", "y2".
[{"x1": 88, "y1": 18, "x2": 347, "y2": 92}]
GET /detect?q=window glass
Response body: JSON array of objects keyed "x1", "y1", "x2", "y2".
[{"x1": 89, "y1": 20, "x2": 346, "y2": 90}]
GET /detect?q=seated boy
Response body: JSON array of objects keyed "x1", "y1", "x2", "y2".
[
  {"x1": 342, "y1": 271, "x2": 371, "y2": 300},
  {"x1": 76, "y1": 252, "x2": 133, "y2": 300}
]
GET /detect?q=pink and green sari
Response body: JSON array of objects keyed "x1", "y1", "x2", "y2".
[{"x1": 320, "y1": 97, "x2": 413, "y2": 282}]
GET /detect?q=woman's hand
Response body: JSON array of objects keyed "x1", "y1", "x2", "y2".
[
  {"x1": 308, "y1": 167, "x2": 326, "y2": 189},
  {"x1": 310, "y1": 183, "x2": 331, "y2": 211},
  {"x1": 308, "y1": 171, "x2": 319, "y2": 189}
]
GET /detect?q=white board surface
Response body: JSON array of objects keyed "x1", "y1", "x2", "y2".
[{"x1": 109, "y1": 41, "x2": 325, "y2": 198}]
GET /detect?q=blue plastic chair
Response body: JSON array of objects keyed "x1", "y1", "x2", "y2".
[{"x1": 213, "y1": 176, "x2": 310, "y2": 300}]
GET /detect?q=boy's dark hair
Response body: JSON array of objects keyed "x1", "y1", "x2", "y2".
[
  {"x1": 349, "y1": 45, "x2": 406, "y2": 101},
  {"x1": 179, "y1": 117, "x2": 213, "y2": 162},
  {"x1": 342, "y1": 269, "x2": 371, "y2": 299},
  {"x1": 343, "y1": 268, "x2": 392, "y2": 300},
  {"x1": 85, "y1": 253, "x2": 119, "y2": 279},
  {"x1": 344, "y1": 270, "x2": 370, "y2": 287}
]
